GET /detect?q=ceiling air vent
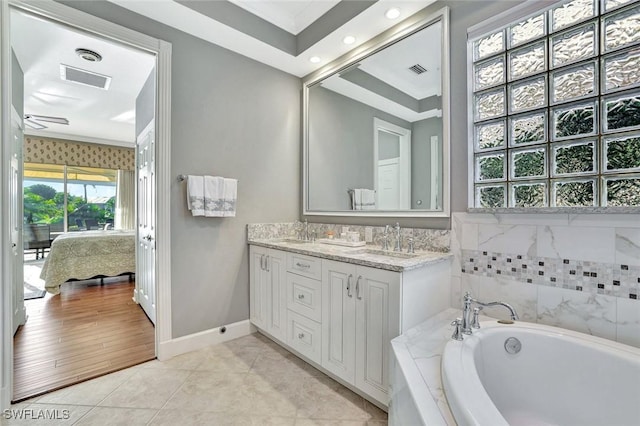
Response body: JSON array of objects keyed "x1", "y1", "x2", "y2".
[
  {"x1": 60, "y1": 64, "x2": 111, "y2": 90},
  {"x1": 409, "y1": 64, "x2": 427, "y2": 74}
]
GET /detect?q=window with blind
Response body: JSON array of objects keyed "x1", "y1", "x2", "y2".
[{"x1": 469, "y1": 0, "x2": 640, "y2": 209}]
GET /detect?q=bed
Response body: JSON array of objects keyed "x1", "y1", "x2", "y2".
[{"x1": 40, "y1": 230, "x2": 136, "y2": 295}]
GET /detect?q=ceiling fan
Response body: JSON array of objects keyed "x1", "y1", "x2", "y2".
[{"x1": 24, "y1": 114, "x2": 69, "y2": 130}]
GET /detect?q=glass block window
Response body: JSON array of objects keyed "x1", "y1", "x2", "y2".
[{"x1": 470, "y1": 0, "x2": 640, "y2": 208}]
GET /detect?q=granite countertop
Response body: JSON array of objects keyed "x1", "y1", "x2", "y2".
[{"x1": 248, "y1": 238, "x2": 452, "y2": 272}]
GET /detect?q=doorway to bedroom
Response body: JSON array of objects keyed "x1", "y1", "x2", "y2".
[{"x1": 10, "y1": 8, "x2": 157, "y2": 401}]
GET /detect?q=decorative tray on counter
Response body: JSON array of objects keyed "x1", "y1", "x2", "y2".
[{"x1": 317, "y1": 238, "x2": 366, "y2": 247}]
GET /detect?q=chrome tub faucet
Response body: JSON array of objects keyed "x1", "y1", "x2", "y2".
[{"x1": 460, "y1": 292, "x2": 519, "y2": 335}]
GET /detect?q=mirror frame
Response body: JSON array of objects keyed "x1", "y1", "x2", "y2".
[{"x1": 302, "y1": 7, "x2": 450, "y2": 218}]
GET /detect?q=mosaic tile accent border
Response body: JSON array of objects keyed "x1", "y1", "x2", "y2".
[{"x1": 461, "y1": 249, "x2": 640, "y2": 301}]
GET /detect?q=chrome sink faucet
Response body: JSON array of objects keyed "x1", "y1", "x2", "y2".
[
  {"x1": 393, "y1": 222, "x2": 401, "y2": 252},
  {"x1": 461, "y1": 292, "x2": 519, "y2": 335},
  {"x1": 302, "y1": 219, "x2": 309, "y2": 241},
  {"x1": 382, "y1": 225, "x2": 390, "y2": 250}
]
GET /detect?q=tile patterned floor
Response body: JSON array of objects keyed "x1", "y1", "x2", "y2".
[{"x1": 5, "y1": 333, "x2": 387, "y2": 425}]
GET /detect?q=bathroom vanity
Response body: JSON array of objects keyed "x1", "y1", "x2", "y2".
[{"x1": 248, "y1": 238, "x2": 451, "y2": 409}]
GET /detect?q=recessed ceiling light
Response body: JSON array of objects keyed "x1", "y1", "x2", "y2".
[
  {"x1": 343, "y1": 36, "x2": 356, "y2": 45},
  {"x1": 385, "y1": 8, "x2": 401, "y2": 19},
  {"x1": 310, "y1": 56, "x2": 321, "y2": 63},
  {"x1": 75, "y1": 48, "x2": 102, "y2": 62}
]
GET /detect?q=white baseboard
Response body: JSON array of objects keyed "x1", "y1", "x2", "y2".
[{"x1": 156, "y1": 319, "x2": 256, "y2": 360}]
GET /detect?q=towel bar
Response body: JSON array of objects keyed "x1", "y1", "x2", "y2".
[{"x1": 177, "y1": 174, "x2": 187, "y2": 182}]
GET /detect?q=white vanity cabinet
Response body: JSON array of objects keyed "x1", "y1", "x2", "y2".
[
  {"x1": 249, "y1": 245, "x2": 286, "y2": 341},
  {"x1": 285, "y1": 252, "x2": 323, "y2": 363},
  {"x1": 322, "y1": 260, "x2": 400, "y2": 405},
  {"x1": 249, "y1": 242, "x2": 451, "y2": 409}
]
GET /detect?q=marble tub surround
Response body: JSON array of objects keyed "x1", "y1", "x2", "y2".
[
  {"x1": 247, "y1": 222, "x2": 450, "y2": 253},
  {"x1": 390, "y1": 308, "x2": 463, "y2": 426},
  {"x1": 249, "y1": 238, "x2": 451, "y2": 273},
  {"x1": 451, "y1": 212, "x2": 640, "y2": 348},
  {"x1": 393, "y1": 307, "x2": 640, "y2": 425}
]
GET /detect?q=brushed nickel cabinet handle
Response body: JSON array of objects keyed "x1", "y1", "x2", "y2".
[
  {"x1": 346, "y1": 274, "x2": 353, "y2": 298},
  {"x1": 356, "y1": 275, "x2": 362, "y2": 300},
  {"x1": 297, "y1": 294, "x2": 305, "y2": 300},
  {"x1": 298, "y1": 332, "x2": 305, "y2": 339},
  {"x1": 295, "y1": 262, "x2": 310, "y2": 269}
]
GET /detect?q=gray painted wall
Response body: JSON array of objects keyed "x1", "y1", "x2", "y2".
[
  {"x1": 308, "y1": 86, "x2": 410, "y2": 211},
  {"x1": 60, "y1": 1, "x2": 301, "y2": 338},
  {"x1": 12, "y1": 49, "x2": 23, "y2": 116}
]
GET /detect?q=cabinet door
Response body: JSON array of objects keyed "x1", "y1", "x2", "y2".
[
  {"x1": 355, "y1": 266, "x2": 400, "y2": 404},
  {"x1": 265, "y1": 249, "x2": 286, "y2": 340},
  {"x1": 249, "y1": 245, "x2": 269, "y2": 329},
  {"x1": 321, "y1": 260, "x2": 356, "y2": 383}
]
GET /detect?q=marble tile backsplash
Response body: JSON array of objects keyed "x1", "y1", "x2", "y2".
[
  {"x1": 247, "y1": 222, "x2": 451, "y2": 253},
  {"x1": 451, "y1": 212, "x2": 640, "y2": 348}
]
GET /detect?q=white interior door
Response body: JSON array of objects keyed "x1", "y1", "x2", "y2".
[
  {"x1": 373, "y1": 118, "x2": 411, "y2": 210},
  {"x1": 377, "y1": 159, "x2": 400, "y2": 210},
  {"x1": 136, "y1": 120, "x2": 156, "y2": 324},
  {"x1": 10, "y1": 107, "x2": 25, "y2": 334}
]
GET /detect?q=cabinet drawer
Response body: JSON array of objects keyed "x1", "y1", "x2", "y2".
[
  {"x1": 287, "y1": 311, "x2": 321, "y2": 364},
  {"x1": 287, "y1": 252, "x2": 321, "y2": 280},
  {"x1": 286, "y1": 272, "x2": 321, "y2": 322}
]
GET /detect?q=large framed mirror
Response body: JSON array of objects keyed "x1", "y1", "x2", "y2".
[{"x1": 303, "y1": 7, "x2": 450, "y2": 217}]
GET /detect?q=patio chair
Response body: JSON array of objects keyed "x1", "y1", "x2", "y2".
[
  {"x1": 85, "y1": 219, "x2": 99, "y2": 230},
  {"x1": 23, "y1": 224, "x2": 51, "y2": 259}
]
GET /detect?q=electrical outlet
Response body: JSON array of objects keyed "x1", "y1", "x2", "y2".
[{"x1": 365, "y1": 227, "x2": 373, "y2": 243}]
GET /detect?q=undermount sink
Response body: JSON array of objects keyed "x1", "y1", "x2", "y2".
[{"x1": 350, "y1": 248, "x2": 420, "y2": 259}]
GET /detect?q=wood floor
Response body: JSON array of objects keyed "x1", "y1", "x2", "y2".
[{"x1": 13, "y1": 278, "x2": 155, "y2": 402}]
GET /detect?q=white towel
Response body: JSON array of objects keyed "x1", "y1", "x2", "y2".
[
  {"x1": 360, "y1": 189, "x2": 376, "y2": 210},
  {"x1": 352, "y1": 189, "x2": 376, "y2": 210},
  {"x1": 204, "y1": 176, "x2": 224, "y2": 217},
  {"x1": 222, "y1": 178, "x2": 237, "y2": 217},
  {"x1": 353, "y1": 189, "x2": 362, "y2": 210},
  {"x1": 187, "y1": 175, "x2": 205, "y2": 216}
]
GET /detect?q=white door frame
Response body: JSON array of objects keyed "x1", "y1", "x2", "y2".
[
  {"x1": 373, "y1": 118, "x2": 411, "y2": 210},
  {"x1": 0, "y1": 0, "x2": 173, "y2": 408}
]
